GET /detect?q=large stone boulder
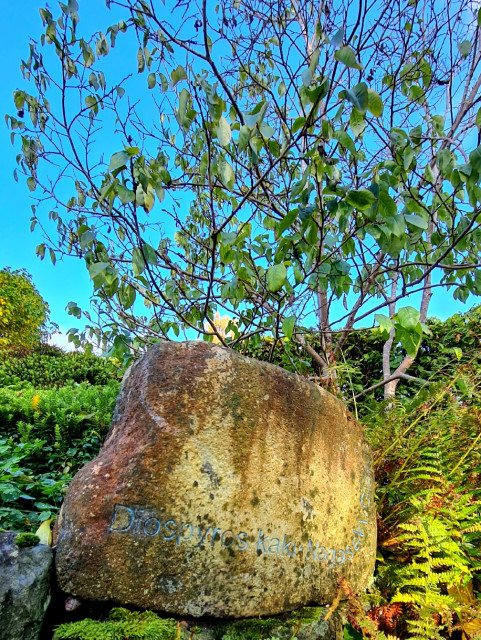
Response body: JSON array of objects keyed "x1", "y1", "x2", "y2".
[
  {"x1": 0, "y1": 531, "x2": 53, "y2": 640},
  {"x1": 55, "y1": 341, "x2": 376, "y2": 618}
]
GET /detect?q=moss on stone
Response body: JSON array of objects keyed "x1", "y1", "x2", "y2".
[
  {"x1": 220, "y1": 607, "x2": 326, "y2": 640},
  {"x1": 14, "y1": 533, "x2": 40, "y2": 548},
  {"x1": 53, "y1": 607, "x2": 179, "y2": 640},
  {"x1": 53, "y1": 606, "x2": 329, "y2": 640}
]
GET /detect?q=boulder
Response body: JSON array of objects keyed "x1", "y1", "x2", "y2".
[
  {"x1": 55, "y1": 341, "x2": 376, "y2": 617},
  {"x1": 0, "y1": 531, "x2": 53, "y2": 640}
]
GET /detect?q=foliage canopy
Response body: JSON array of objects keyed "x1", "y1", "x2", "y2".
[{"x1": 8, "y1": 0, "x2": 481, "y2": 394}]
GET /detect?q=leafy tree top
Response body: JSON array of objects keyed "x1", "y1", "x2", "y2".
[
  {"x1": 0, "y1": 268, "x2": 50, "y2": 349},
  {"x1": 7, "y1": 0, "x2": 481, "y2": 394}
]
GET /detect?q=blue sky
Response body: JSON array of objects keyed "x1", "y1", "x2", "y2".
[
  {"x1": 0, "y1": 1, "x2": 128, "y2": 348},
  {"x1": 0, "y1": 1, "x2": 478, "y2": 350}
]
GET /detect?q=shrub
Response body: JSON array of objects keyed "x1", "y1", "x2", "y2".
[
  {"x1": 0, "y1": 344, "x2": 120, "y2": 388},
  {"x1": 0, "y1": 347, "x2": 121, "y2": 531}
]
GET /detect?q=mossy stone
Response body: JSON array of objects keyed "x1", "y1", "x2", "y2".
[{"x1": 56, "y1": 342, "x2": 376, "y2": 617}]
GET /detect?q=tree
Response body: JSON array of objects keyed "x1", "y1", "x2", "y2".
[
  {"x1": 8, "y1": 0, "x2": 481, "y2": 397},
  {"x1": 0, "y1": 268, "x2": 50, "y2": 348}
]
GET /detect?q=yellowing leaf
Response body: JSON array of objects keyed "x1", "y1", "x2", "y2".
[{"x1": 35, "y1": 519, "x2": 54, "y2": 546}]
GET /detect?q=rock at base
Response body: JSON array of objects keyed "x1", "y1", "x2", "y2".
[
  {"x1": 0, "y1": 531, "x2": 53, "y2": 640},
  {"x1": 56, "y1": 341, "x2": 376, "y2": 617}
]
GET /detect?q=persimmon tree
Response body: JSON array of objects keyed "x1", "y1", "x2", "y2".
[
  {"x1": 0, "y1": 268, "x2": 50, "y2": 348},
  {"x1": 8, "y1": 0, "x2": 481, "y2": 397}
]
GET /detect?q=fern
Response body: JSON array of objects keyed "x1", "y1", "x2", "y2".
[{"x1": 365, "y1": 368, "x2": 481, "y2": 639}]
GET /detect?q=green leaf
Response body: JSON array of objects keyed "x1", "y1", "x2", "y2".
[
  {"x1": 159, "y1": 73, "x2": 169, "y2": 91},
  {"x1": 282, "y1": 315, "x2": 296, "y2": 339},
  {"x1": 238, "y1": 125, "x2": 251, "y2": 151},
  {"x1": 384, "y1": 215, "x2": 405, "y2": 237},
  {"x1": 367, "y1": 89, "x2": 383, "y2": 117},
  {"x1": 375, "y1": 313, "x2": 393, "y2": 337},
  {"x1": 27, "y1": 177, "x2": 36, "y2": 192},
  {"x1": 260, "y1": 123, "x2": 275, "y2": 140},
  {"x1": 333, "y1": 130, "x2": 356, "y2": 154},
  {"x1": 136, "y1": 185, "x2": 155, "y2": 212},
  {"x1": 424, "y1": 164, "x2": 435, "y2": 182},
  {"x1": 80, "y1": 230, "x2": 95, "y2": 248},
  {"x1": 132, "y1": 247, "x2": 145, "y2": 276},
  {"x1": 397, "y1": 306, "x2": 420, "y2": 330},
  {"x1": 118, "y1": 283, "x2": 136, "y2": 310},
  {"x1": 349, "y1": 108, "x2": 365, "y2": 137},
  {"x1": 405, "y1": 213, "x2": 428, "y2": 230},
  {"x1": 339, "y1": 83, "x2": 368, "y2": 112},
  {"x1": 292, "y1": 116, "x2": 306, "y2": 133},
  {"x1": 137, "y1": 47, "x2": 145, "y2": 73},
  {"x1": 476, "y1": 108, "x2": 481, "y2": 131},
  {"x1": 147, "y1": 72, "x2": 156, "y2": 89},
  {"x1": 219, "y1": 157, "x2": 235, "y2": 190},
  {"x1": 334, "y1": 46, "x2": 362, "y2": 69},
  {"x1": 301, "y1": 67, "x2": 312, "y2": 87},
  {"x1": 469, "y1": 145, "x2": 481, "y2": 172},
  {"x1": 266, "y1": 263, "x2": 287, "y2": 292},
  {"x1": 175, "y1": 89, "x2": 197, "y2": 134},
  {"x1": 171, "y1": 65, "x2": 187, "y2": 86},
  {"x1": 330, "y1": 28, "x2": 344, "y2": 48},
  {"x1": 217, "y1": 116, "x2": 232, "y2": 147},
  {"x1": 458, "y1": 40, "x2": 472, "y2": 58},
  {"x1": 431, "y1": 115, "x2": 445, "y2": 135},
  {"x1": 346, "y1": 189, "x2": 376, "y2": 210},
  {"x1": 277, "y1": 209, "x2": 298, "y2": 235},
  {"x1": 437, "y1": 149, "x2": 456, "y2": 176},
  {"x1": 378, "y1": 191, "x2": 397, "y2": 217},
  {"x1": 108, "y1": 151, "x2": 129, "y2": 172},
  {"x1": 397, "y1": 327, "x2": 422, "y2": 357},
  {"x1": 403, "y1": 146, "x2": 414, "y2": 171},
  {"x1": 142, "y1": 243, "x2": 157, "y2": 265},
  {"x1": 88, "y1": 261, "x2": 109, "y2": 281},
  {"x1": 80, "y1": 39, "x2": 95, "y2": 67},
  {"x1": 36, "y1": 243, "x2": 46, "y2": 260},
  {"x1": 117, "y1": 184, "x2": 135, "y2": 204}
]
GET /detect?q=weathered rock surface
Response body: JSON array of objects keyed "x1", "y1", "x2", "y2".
[
  {"x1": 0, "y1": 531, "x2": 53, "y2": 640},
  {"x1": 55, "y1": 341, "x2": 376, "y2": 618}
]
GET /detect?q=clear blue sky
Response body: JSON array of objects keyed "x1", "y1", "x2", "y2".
[
  {"x1": 0, "y1": 1, "x2": 128, "y2": 348},
  {"x1": 0, "y1": 2, "x2": 477, "y2": 350}
]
